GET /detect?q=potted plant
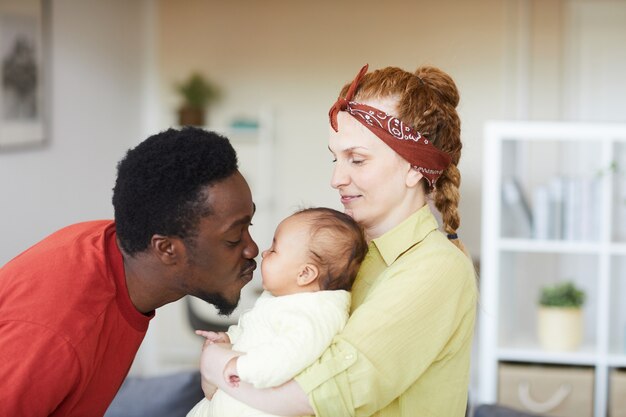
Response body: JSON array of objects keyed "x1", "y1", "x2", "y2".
[
  {"x1": 538, "y1": 281, "x2": 585, "y2": 351},
  {"x1": 176, "y1": 72, "x2": 220, "y2": 126}
]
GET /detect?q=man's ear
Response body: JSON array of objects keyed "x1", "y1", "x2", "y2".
[
  {"x1": 406, "y1": 166, "x2": 424, "y2": 188},
  {"x1": 150, "y1": 235, "x2": 184, "y2": 265},
  {"x1": 297, "y1": 263, "x2": 319, "y2": 286}
]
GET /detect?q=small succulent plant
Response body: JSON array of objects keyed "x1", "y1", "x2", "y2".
[{"x1": 539, "y1": 281, "x2": 585, "y2": 308}]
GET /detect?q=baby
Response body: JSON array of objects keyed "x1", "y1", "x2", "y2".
[{"x1": 186, "y1": 207, "x2": 368, "y2": 417}]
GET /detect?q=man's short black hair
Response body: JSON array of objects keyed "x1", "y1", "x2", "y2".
[{"x1": 112, "y1": 127, "x2": 238, "y2": 255}]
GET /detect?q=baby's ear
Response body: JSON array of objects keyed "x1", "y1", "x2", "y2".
[{"x1": 297, "y1": 263, "x2": 319, "y2": 286}]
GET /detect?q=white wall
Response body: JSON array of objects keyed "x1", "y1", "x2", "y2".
[
  {"x1": 142, "y1": 0, "x2": 516, "y2": 376},
  {"x1": 157, "y1": 0, "x2": 516, "y2": 259},
  {"x1": 0, "y1": 0, "x2": 148, "y2": 265},
  {"x1": 565, "y1": 0, "x2": 626, "y2": 121}
]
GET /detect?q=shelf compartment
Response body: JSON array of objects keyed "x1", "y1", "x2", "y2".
[
  {"x1": 497, "y1": 252, "x2": 598, "y2": 352},
  {"x1": 498, "y1": 362, "x2": 594, "y2": 417},
  {"x1": 499, "y1": 139, "x2": 605, "y2": 242}
]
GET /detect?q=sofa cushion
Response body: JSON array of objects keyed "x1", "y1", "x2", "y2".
[{"x1": 474, "y1": 404, "x2": 543, "y2": 417}]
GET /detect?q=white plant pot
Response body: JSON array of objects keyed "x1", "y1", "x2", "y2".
[{"x1": 538, "y1": 307, "x2": 583, "y2": 351}]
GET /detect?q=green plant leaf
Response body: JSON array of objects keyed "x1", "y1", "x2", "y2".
[
  {"x1": 176, "y1": 73, "x2": 220, "y2": 110},
  {"x1": 539, "y1": 281, "x2": 585, "y2": 308}
]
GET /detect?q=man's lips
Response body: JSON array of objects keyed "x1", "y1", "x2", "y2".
[{"x1": 240, "y1": 260, "x2": 257, "y2": 279}]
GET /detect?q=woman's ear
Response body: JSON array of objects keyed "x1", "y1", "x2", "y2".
[
  {"x1": 297, "y1": 263, "x2": 319, "y2": 286},
  {"x1": 406, "y1": 166, "x2": 424, "y2": 188},
  {"x1": 150, "y1": 234, "x2": 184, "y2": 265}
]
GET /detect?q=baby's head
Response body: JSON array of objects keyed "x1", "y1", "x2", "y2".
[{"x1": 260, "y1": 207, "x2": 368, "y2": 296}]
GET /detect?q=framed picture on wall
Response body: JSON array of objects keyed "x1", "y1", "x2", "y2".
[{"x1": 0, "y1": 0, "x2": 49, "y2": 150}]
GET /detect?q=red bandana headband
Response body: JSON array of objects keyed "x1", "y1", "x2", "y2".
[{"x1": 329, "y1": 64, "x2": 452, "y2": 188}]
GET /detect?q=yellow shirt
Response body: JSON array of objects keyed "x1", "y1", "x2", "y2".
[{"x1": 295, "y1": 204, "x2": 477, "y2": 417}]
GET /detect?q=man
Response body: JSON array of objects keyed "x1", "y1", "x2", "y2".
[{"x1": 0, "y1": 127, "x2": 258, "y2": 416}]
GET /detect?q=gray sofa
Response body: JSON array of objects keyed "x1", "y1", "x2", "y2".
[
  {"x1": 104, "y1": 371, "x2": 205, "y2": 417},
  {"x1": 104, "y1": 372, "x2": 542, "y2": 417},
  {"x1": 473, "y1": 404, "x2": 543, "y2": 417}
]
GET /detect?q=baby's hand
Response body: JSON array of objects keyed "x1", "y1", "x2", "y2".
[
  {"x1": 195, "y1": 330, "x2": 230, "y2": 344},
  {"x1": 224, "y1": 356, "x2": 240, "y2": 388}
]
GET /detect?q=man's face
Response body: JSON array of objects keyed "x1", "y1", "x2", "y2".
[{"x1": 182, "y1": 171, "x2": 258, "y2": 315}]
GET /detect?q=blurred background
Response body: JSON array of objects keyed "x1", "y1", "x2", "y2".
[{"x1": 1, "y1": 1, "x2": 625, "y2": 415}]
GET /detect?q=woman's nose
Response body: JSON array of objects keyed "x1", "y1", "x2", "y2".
[{"x1": 331, "y1": 162, "x2": 349, "y2": 189}]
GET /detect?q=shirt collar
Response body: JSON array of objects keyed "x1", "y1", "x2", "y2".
[{"x1": 371, "y1": 204, "x2": 439, "y2": 266}]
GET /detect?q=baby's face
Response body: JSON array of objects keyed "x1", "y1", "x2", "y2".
[{"x1": 260, "y1": 214, "x2": 313, "y2": 296}]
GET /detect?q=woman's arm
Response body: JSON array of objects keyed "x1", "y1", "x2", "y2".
[{"x1": 199, "y1": 343, "x2": 314, "y2": 416}]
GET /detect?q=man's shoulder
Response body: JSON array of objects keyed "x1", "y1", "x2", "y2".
[
  {"x1": 52, "y1": 219, "x2": 115, "y2": 238},
  {"x1": 36, "y1": 220, "x2": 115, "y2": 253},
  {"x1": 1, "y1": 219, "x2": 118, "y2": 304},
  {"x1": 0, "y1": 219, "x2": 120, "y2": 348}
]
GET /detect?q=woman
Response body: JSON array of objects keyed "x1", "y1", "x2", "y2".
[{"x1": 198, "y1": 63, "x2": 478, "y2": 417}]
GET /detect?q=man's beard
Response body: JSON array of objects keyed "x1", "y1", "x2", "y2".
[{"x1": 200, "y1": 292, "x2": 239, "y2": 316}]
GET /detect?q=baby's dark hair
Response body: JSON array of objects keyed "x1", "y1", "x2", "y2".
[
  {"x1": 112, "y1": 127, "x2": 238, "y2": 255},
  {"x1": 294, "y1": 207, "x2": 368, "y2": 291}
]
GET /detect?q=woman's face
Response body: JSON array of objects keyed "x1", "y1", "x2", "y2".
[{"x1": 328, "y1": 98, "x2": 423, "y2": 238}]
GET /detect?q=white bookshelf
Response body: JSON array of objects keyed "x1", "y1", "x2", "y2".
[{"x1": 478, "y1": 121, "x2": 626, "y2": 417}]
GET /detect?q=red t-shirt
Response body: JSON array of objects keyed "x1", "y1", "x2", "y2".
[{"x1": 0, "y1": 221, "x2": 154, "y2": 416}]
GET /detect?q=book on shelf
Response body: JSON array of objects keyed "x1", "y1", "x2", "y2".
[
  {"x1": 501, "y1": 177, "x2": 533, "y2": 239},
  {"x1": 532, "y1": 185, "x2": 549, "y2": 240},
  {"x1": 548, "y1": 177, "x2": 564, "y2": 240},
  {"x1": 531, "y1": 176, "x2": 599, "y2": 241}
]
